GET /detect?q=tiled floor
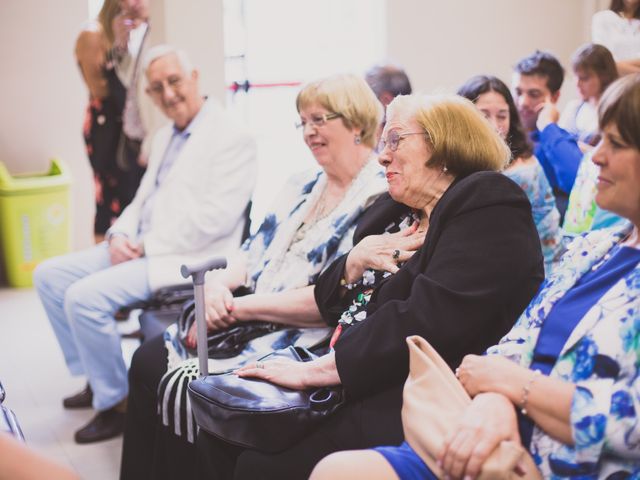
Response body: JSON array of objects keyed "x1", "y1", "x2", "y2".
[{"x1": 0, "y1": 287, "x2": 140, "y2": 479}]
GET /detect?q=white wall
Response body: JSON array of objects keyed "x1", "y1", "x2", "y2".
[
  {"x1": 149, "y1": 0, "x2": 226, "y2": 101},
  {"x1": 386, "y1": 0, "x2": 603, "y2": 106},
  {"x1": 0, "y1": 0, "x2": 226, "y2": 254},
  {"x1": 0, "y1": 0, "x2": 611, "y2": 257},
  {"x1": 0, "y1": 0, "x2": 92, "y2": 249}
]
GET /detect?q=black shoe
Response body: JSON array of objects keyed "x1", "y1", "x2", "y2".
[
  {"x1": 74, "y1": 408, "x2": 125, "y2": 444},
  {"x1": 63, "y1": 384, "x2": 93, "y2": 409}
]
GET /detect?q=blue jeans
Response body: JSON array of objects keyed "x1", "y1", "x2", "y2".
[{"x1": 33, "y1": 243, "x2": 150, "y2": 411}]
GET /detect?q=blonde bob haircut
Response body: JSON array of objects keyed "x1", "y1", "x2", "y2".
[
  {"x1": 387, "y1": 94, "x2": 511, "y2": 176},
  {"x1": 296, "y1": 74, "x2": 383, "y2": 149}
]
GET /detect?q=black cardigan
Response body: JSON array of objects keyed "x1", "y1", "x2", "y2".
[{"x1": 315, "y1": 171, "x2": 544, "y2": 406}]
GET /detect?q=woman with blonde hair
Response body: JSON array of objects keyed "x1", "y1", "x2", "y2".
[{"x1": 120, "y1": 73, "x2": 390, "y2": 479}]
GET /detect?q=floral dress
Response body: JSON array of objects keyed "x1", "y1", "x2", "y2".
[
  {"x1": 82, "y1": 49, "x2": 144, "y2": 235},
  {"x1": 488, "y1": 224, "x2": 640, "y2": 478},
  {"x1": 505, "y1": 159, "x2": 563, "y2": 274}
]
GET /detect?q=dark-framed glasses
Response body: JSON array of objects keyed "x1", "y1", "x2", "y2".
[
  {"x1": 295, "y1": 112, "x2": 342, "y2": 130},
  {"x1": 379, "y1": 130, "x2": 424, "y2": 152},
  {"x1": 148, "y1": 75, "x2": 185, "y2": 96}
]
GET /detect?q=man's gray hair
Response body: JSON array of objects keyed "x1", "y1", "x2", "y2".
[
  {"x1": 142, "y1": 44, "x2": 194, "y2": 74},
  {"x1": 365, "y1": 63, "x2": 412, "y2": 99}
]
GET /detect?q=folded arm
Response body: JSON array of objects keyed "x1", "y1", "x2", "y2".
[{"x1": 457, "y1": 354, "x2": 575, "y2": 445}]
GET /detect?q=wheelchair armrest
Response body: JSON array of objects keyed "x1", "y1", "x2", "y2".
[{"x1": 118, "y1": 283, "x2": 194, "y2": 314}]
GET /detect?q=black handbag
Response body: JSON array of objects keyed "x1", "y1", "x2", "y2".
[{"x1": 188, "y1": 345, "x2": 344, "y2": 453}]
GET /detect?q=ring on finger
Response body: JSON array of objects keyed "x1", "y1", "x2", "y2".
[
  {"x1": 256, "y1": 361, "x2": 265, "y2": 369},
  {"x1": 392, "y1": 249, "x2": 400, "y2": 260}
]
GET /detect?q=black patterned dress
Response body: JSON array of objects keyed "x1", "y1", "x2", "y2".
[{"x1": 82, "y1": 53, "x2": 142, "y2": 234}]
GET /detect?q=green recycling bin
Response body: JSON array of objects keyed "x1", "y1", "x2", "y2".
[{"x1": 0, "y1": 158, "x2": 71, "y2": 287}]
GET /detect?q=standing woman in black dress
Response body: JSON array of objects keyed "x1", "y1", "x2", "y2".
[{"x1": 75, "y1": 0, "x2": 138, "y2": 242}]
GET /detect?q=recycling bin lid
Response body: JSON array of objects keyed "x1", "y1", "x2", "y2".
[{"x1": 0, "y1": 158, "x2": 70, "y2": 195}]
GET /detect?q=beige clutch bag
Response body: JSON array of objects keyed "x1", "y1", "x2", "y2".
[{"x1": 402, "y1": 336, "x2": 541, "y2": 480}]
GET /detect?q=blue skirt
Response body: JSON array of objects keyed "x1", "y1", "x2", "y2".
[{"x1": 374, "y1": 441, "x2": 437, "y2": 480}]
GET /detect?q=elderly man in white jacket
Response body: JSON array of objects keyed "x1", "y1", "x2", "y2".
[{"x1": 34, "y1": 45, "x2": 257, "y2": 444}]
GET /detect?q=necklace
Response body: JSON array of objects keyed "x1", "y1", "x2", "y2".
[
  {"x1": 591, "y1": 247, "x2": 618, "y2": 271},
  {"x1": 290, "y1": 188, "x2": 342, "y2": 245},
  {"x1": 310, "y1": 196, "x2": 334, "y2": 224},
  {"x1": 590, "y1": 230, "x2": 635, "y2": 271}
]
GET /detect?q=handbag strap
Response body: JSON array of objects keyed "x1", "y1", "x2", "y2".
[{"x1": 406, "y1": 336, "x2": 471, "y2": 404}]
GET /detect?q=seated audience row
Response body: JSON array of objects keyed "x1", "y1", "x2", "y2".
[
  {"x1": 192, "y1": 93, "x2": 544, "y2": 479},
  {"x1": 313, "y1": 72, "x2": 640, "y2": 480},
  {"x1": 30, "y1": 18, "x2": 640, "y2": 480},
  {"x1": 120, "y1": 73, "x2": 389, "y2": 478}
]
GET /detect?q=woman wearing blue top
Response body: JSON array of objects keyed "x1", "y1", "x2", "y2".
[
  {"x1": 458, "y1": 75, "x2": 563, "y2": 273},
  {"x1": 311, "y1": 73, "x2": 640, "y2": 480}
]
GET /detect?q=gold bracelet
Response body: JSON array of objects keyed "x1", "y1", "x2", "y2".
[{"x1": 519, "y1": 369, "x2": 541, "y2": 416}]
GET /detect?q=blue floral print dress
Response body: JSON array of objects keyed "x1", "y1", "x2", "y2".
[
  {"x1": 504, "y1": 159, "x2": 563, "y2": 274},
  {"x1": 488, "y1": 224, "x2": 640, "y2": 478}
]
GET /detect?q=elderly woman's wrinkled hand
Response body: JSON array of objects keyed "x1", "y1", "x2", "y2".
[
  {"x1": 456, "y1": 354, "x2": 520, "y2": 398},
  {"x1": 439, "y1": 393, "x2": 521, "y2": 480},
  {"x1": 204, "y1": 280, "x2": 236, "y2": 327},
  {"x1": 185, "y1": 281, "x2": 236, "y2": 348},
  {"x1": 235, "y1": 359, "x2": 310, "y2": 390},
  {"x1": 344, "y1": 224, "x2": 425, "y2": 283}
]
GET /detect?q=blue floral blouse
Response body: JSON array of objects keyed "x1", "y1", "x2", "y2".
[
  {"x1": 504, "y1": 159, "x2": 563, "y2": 274},
  {"x1": 164, "y1": 158, "x2": 387, "y2": 368},
  {"x1": 242, "y1": 159, "x2": 387, "y2": 293},
  {"x1": 487, "y1": 224, "x2": 640, "y2": 478}
]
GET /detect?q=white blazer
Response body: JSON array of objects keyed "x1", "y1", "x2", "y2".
[{"x1": 110, "y1": 98, "x2": 257, "y2": 290}]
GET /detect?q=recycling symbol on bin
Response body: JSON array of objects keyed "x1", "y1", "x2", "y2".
[{"x1": 46, "y1": 203, "x2": 66, "y2": 226}]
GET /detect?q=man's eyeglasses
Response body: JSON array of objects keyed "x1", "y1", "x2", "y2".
[
  {"x1": 379, "y1": 130, "x2": 424, "y2": 152},
  {"x1": 295, "y1": 112, "x2": 342, "y2": 130},
  {"x1": 148, "y1": 75, "x2": 185, "y2": 96}
]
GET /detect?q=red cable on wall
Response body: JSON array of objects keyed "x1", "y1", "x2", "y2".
[{"x1": 227, "y1": 81, "x2": 302, "y2": 93}]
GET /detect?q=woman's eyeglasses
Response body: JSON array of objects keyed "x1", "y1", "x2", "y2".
[
  {"x1": 379, "y1": 130, "x2": 424, "y2": 152},
  {"x1": 295, "y1": 112, "x2": 342, "y2": 130}
]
